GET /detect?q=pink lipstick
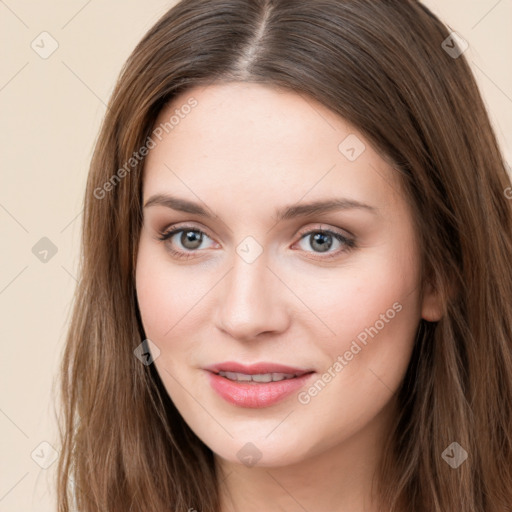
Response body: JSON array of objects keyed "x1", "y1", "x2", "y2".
[{"x1": 203, "y1": 361, "x2": 315, "y2": 408}]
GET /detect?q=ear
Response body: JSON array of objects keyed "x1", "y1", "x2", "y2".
[{"x1": 420, "y1": 278, "x2": 444, "y2": 322}]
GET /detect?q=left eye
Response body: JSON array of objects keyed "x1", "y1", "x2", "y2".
[
  {"x1": 294, "y1": 229, "x2": 356, "y2": 258},
  {"x1": 292, "y1": 229, "x2": 356, "y2": 260}
]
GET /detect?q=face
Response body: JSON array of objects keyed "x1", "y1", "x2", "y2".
[{"x1": 135, "y1": 82, "x2": 441, "y2": 468}]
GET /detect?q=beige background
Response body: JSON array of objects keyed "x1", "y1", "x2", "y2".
[{"x1": 1, "y1": 1, "x2": 511, "y2": 510}]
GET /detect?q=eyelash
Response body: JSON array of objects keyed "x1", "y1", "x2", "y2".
[{"x1": 157, "y1": 224, "x2": 356, "y2": 261}]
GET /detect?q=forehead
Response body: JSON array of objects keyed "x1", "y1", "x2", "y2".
[{"x1": 142, "y1": 82, "x2": 403, "y2": 217}]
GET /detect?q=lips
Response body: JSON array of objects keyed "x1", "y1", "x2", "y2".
[
  {"x1": 204, "y1": 361, "x2": 312, "y2": 375},
  {"x1": 203, "y1": 361, "x2": 315, "y2": 408}
]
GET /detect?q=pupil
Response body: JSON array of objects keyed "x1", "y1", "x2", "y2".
[
  {"x1": 182, "y1": 230, "x2": 202, "y2": 250},
  {"x1": 311, "y1": 232, "x2": 332, "y2": 252}
]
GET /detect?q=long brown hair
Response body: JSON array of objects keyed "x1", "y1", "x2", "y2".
[{"x1": 55, "y1": 1, "x2": 512, "y2": 510}]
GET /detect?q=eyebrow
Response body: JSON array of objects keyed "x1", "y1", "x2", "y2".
[{"x1": 143, "y1": 194, "x2": 377, "y2": 221}]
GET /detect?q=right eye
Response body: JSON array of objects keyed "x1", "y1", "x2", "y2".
[{"x1": 158, "y1": 225, "x2": 217, "y2": 259}]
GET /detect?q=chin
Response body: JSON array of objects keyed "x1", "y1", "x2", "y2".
[{"x1": 195, "y1": 422, "x2": 321, "y2": 469}]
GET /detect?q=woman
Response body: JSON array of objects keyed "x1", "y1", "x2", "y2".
[{"x1": 56, "y1": 1, "x2": 512, "y2": 511}]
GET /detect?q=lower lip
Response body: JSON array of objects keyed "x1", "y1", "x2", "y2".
[{"x1": 206, "y1": 371, "x2": 315, "y2": 408}]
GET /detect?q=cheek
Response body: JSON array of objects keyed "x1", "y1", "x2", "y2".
[
  {"x1": 320, "y1": 245, "x2": 419, "y2": 334},
  {"x1": 310, "y1": 248, "x2": 421, "y2": 405},
  {"x1": 135, "y1": 240, "x2": 186, "y2": 340},
  {"x1": 135, "y1": 239, "x2": 215, "y2": 369},
  {"x1": 291, "y1": 272, "x2": 420, "y2": 455},
  {"x1": 136, "y1": 272, "x2": 174, "y2": 340},
  {"x1": 327, "y1": 275, "x2": 417, "y2": 345}
]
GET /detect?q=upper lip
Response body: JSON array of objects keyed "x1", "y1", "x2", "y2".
[{"x1": 203, "y1": 361, "x2": 314, "y2": 376}]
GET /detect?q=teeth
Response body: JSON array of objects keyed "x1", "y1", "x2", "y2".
[
  {"x1": 252, "y1": 373, "x2": 272, "y2": 383},
  {"x1": 218, "y1": 371, "x2": 297, "y2": 382}
]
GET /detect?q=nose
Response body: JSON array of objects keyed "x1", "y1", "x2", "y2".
[{"x1": 214, "y1": 250, "x2": 290, "y2": 341}]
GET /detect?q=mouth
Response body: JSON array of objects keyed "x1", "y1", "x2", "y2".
[
  {"x1": 203, "y1": 361, "x2": 316, "y2": 408},
  {"x1": 216, "y1": 371, "x2": 303, "y2": 383}
]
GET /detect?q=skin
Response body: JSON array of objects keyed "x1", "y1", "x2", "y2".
[{"x1": 135, "y1": 82, "x2": 442, "y2": 512}]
